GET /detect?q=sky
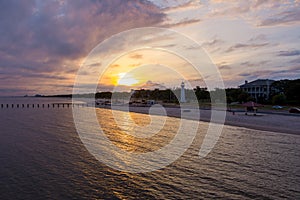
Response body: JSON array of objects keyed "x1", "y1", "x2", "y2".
[{"x1": 0, "y1": 0, "x2": 299, "y2": 96}]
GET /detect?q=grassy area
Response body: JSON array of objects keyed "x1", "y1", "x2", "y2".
[
  {"x1": 228, "y1": 104, "x2": 299, "y2": 112},
  {"x1": 147, "y1": 100, "x2": 299, "y2": 112}
]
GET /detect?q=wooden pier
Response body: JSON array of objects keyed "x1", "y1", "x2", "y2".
[{"x1": 0, "y1": 103, "x2": 88, "y2": 109}]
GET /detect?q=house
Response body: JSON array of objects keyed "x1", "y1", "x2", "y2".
[
  {"x1": 146, "y1": 100, "x2": 156, "y2": 105},
  {"x1": 239, "y1": 79, "x2": 274, "y2": 101}
]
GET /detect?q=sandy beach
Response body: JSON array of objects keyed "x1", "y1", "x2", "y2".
[{"x1": 99, "y1": 105, "x2": 300, "y2": 135}]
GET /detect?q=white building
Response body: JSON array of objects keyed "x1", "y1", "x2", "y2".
[
  {"x1": 180, "y1": 81, "x2": 186, "y2": 103},
  {"x1": 239, "y1": 79, "x2": 274, "y2": 101}
]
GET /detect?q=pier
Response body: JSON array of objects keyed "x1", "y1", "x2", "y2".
[{"x1": 0, "y1": 103, "x2": 88, "y2": 109}]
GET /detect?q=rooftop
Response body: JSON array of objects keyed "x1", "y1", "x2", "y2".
[{"x1": 239, "y1": 79, "x2": 275, "y2": 87}]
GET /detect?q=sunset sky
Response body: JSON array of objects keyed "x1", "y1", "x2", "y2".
[{"x1": 0, "y1": 0, "x2": 300, "y2": 96}]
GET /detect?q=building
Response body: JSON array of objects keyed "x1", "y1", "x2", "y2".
[
  {"x1": 180, "y1": 81, "x2": 186, "y2": 103},
  {"x1": 146, "y1": 100, "x2": 155, "y2": 105},
  {"x1": 239, "y1": 79, "x2": 274, "y2": 101}
]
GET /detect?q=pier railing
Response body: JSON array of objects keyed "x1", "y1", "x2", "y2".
[{"x1": 0, "y1": 103, "x2": 88, "y2": 109}]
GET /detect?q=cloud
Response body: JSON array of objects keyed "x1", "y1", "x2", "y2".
[
  {"x1": 201, "y1": 38, "x2": 225, "y2": 53},
  {"x1": 218, "y1": 65, "x2": 231, "y2": 70},
  {"x1": 188, "y1": 78, "x2": 204, "y2": 82},
  {"x1": 162, "y1": 0, "x2": 203, "y2": 12},
  {"x1": 258, "y1": 7, "x2": 300, "y2": 26},
  {"x1": 209, "y1": 2, "x2": 251, "y2": 17},
  {"x1": 110, "y1": 64, "x2": 120, "y2": 68},
  {"x1": 237, "y1": 64, "x2": 300, "y2": 81},
  {"x1": 162, "y1": 18, "x2": 201, "y2": 28},
  {"x1": 277, "y1": 50, "x2": 300, "y2": 57},
  {"x1": 0, "y1": 0, "x2": 165, "y2": 95},
  {"x1": 238, "y1": 69, "x2": 273, "y2": 79},
  {"x1": 138, "y1": 80, "x2": 166, "y2": 90},
  {"x1": 226, "y1": 42, "x2": 270, "y2": 52},
  {"x1": 290, "y1": 57, "x2": 300, "y2": 64},
  {"x1": 238, "y1": 72, "x2": 252, "y2": 77},
  {"x1": 129, "y1": 54, "x2": 143, "y2": 59},
  {"x1": 240, "y1": 60, "x2": 270, "y2": 67},
  {"x1": 149, "y1": 0, "x2": 198, "y2": 10},
  {"x1": 202, "y1": 38, "x2": 224, "y2": 47},
  {"x1": 289, "y1": 64, "x2": 300, "y2": 71},
  {"x1": 207, "y1": 0, "x2": 300, "y2": 27},
  {"x1": 248, "y1": 34, "x2": 267, "y2": 42},
  {"x1": 1, "y1": 0, "x2": 299, "y2": 94},
  {"x1": 5, "y1": 73, "x2": 69, "y2": 80},
  {"x1": 215, "y1": 61, "x2": 231, "y2": 70},
  {"x1": 96, "y1": 80, "x2": 167, "y2": 92}
]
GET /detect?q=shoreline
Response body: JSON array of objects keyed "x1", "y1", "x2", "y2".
[{"x1": 96, "y1": 105, "x2": 300, "y2": 135}]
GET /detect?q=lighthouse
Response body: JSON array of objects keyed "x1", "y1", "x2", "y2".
[{"x1": 180, "y1": 81, "x2": 186, "y2": 103}]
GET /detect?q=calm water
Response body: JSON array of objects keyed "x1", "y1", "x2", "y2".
[{"x1": 0, "y1": 98, "x2": 299, "y2": 199}]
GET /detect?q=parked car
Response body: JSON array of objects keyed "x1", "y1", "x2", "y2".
[
  {"x1": 289, "y1": 107, "x2": 300, "y2": 113},
  {"x1": 272, "y1": 105, "x2": 283, "y2": 109}
]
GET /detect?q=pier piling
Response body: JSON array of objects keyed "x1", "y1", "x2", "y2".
[{"x1": 0, "y1": 102, "x2": 85, "y2": 109}]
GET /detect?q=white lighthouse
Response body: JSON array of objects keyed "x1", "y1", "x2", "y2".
[{"x1": 180, "y1": 81, "x2": 186, "y2": 103}]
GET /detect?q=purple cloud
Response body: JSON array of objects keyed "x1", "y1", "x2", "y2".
[
  {"x1": 226, "y1": 42, "x2": 270, "y2": 52},
  {"x1": 259, "y1": 7, "x2": 300, "y2": 26},
  {"x1": 277, "y1": 50, "x2": 300, "y2": 57},
  {"x1": 0, "y1": 0, "x2": 165, "y2": 95}
]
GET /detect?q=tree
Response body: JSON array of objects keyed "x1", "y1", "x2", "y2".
[
  {"x1": 272, "y1": 94, "x2": 286, "y2": 105},
  {"x1": 194, "y1": 86, "x2": 209, "y2": 101},
  {"x1": 285, "y1": 79, "x2": 300, "y2": 104},
  {"x1": 271, "y1": 79, "x2": 300, "y2": 104},
  {"x1": 225, "y1": 88, "x2": 251, "y2": 103}
]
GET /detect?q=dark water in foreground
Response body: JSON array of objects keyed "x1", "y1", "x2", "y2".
[{"x1": 0, "y1": 98, "x2": 299, "y2": 199}]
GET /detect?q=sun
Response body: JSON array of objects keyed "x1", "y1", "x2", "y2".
[{"x1": 117, "y1": 72, "x2": 139, "y2": 86}]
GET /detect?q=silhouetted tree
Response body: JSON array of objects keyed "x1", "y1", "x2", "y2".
[
  {"x1": 271, "y1": 79, "x2": 300, "y2": 104},
  {"x1": 272, "y1": 94, "x2": 286, "y2": 105}
]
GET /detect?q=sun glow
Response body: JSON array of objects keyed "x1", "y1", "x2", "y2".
[{"x1": 117, "y1": 72, "x2": 139, "y2": 86}]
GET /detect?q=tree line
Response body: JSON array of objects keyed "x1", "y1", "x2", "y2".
[
  {"x1": 42, "y1": 78, "x2": 299, "y2": 105},
  {"x1": 270, "y1": 79, "x2": 300, "y2": 105}
]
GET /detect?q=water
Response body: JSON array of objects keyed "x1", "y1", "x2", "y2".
[{"x1": 0, "y1": 98, "x2": 299, "y2": 199}]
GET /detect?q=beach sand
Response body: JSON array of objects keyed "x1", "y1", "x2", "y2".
[{"x1": 100, "y1": 105, "x2": 300, "y2": 135}]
